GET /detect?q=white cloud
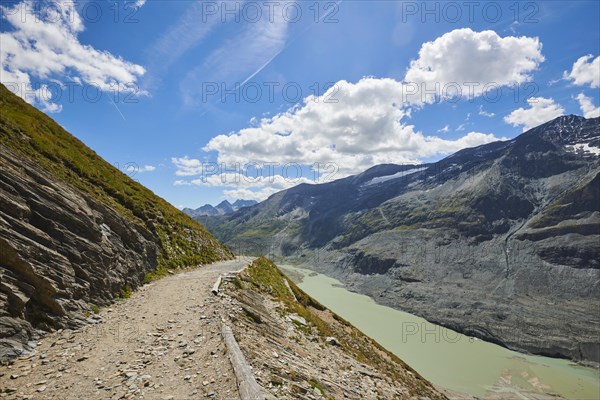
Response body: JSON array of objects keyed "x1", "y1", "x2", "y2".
[
  {"x1": 181, "y1": 28, "x2": 540, "y2": 198},
  {"x1": 0, "y1": 0, "x2": 146, "y2": 112},
  {"x1": 223, "y1": 188, "x2": 280, "y2": 202},
  {"x1": 174, "y1": 160, "x2": 314, "y2": 191},
  {"x1": 124, "y1": 164, "x2": 156, "y2": 174},
  {"x1": 173, "y1": 170, "x2": 313, "y2": 190},
  {"x1": 504, "y1": 97, "x2": 565, "y2": 131},
  {"x1": 404, "y1": 28, "x2": 544, "y2": 104},
  {"x1": 172, "y1": 157, "x2": 204, "y2": 176},
  {"x1": 564, "y1": 55, "x2": 599, "y2": 88},
  {"x1": 172, "y1": 160, "x2": 314, "y2": 202},
  {"x1": 138, "y1": 165, "x2": 156, "y2": 172},
  {"x1": 201, "y1": 28, "x2": 541, "y2": 176},
  {"x1": 437, "y1": 125, "x2": 449, "y2": 133},
  {"x1": 203, "y1": 77, "x2": 503, "y2": 176},
  {"x1": 576, "y1": 93, "x2": 600, "y2": 118},
  {"x1": 479, "y1": 105, "x2": 495, "y2": 117},
  {"x1": 173, "y1": 180, "x2": 192, "y2": 186}
]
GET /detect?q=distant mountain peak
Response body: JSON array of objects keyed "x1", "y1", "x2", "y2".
[
  {"x1": 182, "y1": 199, "x2": 258, "y2": 218},
  {"x1": 525, "y1": 115, "x2": 598, "y2": 145}
]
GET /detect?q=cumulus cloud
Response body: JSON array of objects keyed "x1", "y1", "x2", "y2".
[
  {"x1": 504, "y1": 97, "x2": 565, "y2": 131},
  {"x1": 138, "y1": 165, "x2": 156, "y2": 172},
  {"x1": 198, "y1": 29, "x2": 541, "y2": 177},
  {"x1": 203, "y1": 77, "x2": 503, "y2": 176},
  {"x1": 404, "y1": 28, "x2": 544, "y2": 104},
  {"x1": 172, "y1": 157, "x2": 205, "y2": 177},
  {"x1": 174, "y1": 172, "x2": 312, "y2": 190},
  {"x1": 0, "y1": 0, "x2": 146, "y2": 112},
  {"x1": 576, "y1": 93, "x2": 600, "y2": 118},
  {"x1": 123, "y1": 164, "x2": 156, "y2": 175},
  {"x1": 564, "y1": 55, "x2": 599, "y2": 88}
]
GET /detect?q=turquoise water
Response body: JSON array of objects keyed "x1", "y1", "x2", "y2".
[{"x1": 280, "y1": 264, "x2": 600, "y2": 399}]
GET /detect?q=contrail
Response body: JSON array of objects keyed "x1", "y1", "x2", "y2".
[
  {"x1": 240, "y1": 0, "x2": 344, "y2": 89},
  {"x1": 107, "y1": 95, "x2": 126, "y2": 121},
  {"x1": 240, "y1": 49, "x2": 284, "y2": 87}
]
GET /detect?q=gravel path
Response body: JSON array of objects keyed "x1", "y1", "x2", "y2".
[{"x1": 0, "y1": 257, "x2": 254, "y2": 400}]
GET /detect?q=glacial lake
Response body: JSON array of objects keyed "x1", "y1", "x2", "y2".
[{"x1": 279, "y1": 264, "x2": 600, "y2": 399}]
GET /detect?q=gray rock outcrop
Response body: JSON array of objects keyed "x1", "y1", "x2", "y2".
[{"x1": 0, "y1": 146, "x2": 159, "y2": 360}]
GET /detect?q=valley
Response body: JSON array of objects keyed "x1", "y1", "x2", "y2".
[
  {"x1": 202, "y1": 115, "x2": 600, "y2": 366},
  {"x1": 1, "y1": 2, "x2": 599, "y2": 399}
]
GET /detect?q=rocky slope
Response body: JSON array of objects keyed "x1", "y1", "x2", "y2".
[
  {"x1": 203, "y1": 115, "x2": 600, "y2": 364},
  {"x1": 0, "y1": 84, "x2": 233, "y2": 362},
  {"x1": 220, "y1": 257, "x2": 447, "y2": 399}
]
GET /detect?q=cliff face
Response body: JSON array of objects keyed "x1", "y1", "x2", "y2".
[
  {"x1": 203, "y1": 115, "x2": 600, "y2": 364},
  {"x1": 0, "y1": 146, "x2": 157, "y2": 360},
  {"x1": 0, "y1": 84, "x2": 232, "y2": 361}
]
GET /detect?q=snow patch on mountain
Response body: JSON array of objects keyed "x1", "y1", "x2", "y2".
[
  {"x1": 566, "y1": 142, "x2": 600, "y2": 155},
  {"x1": 364, "y1": 167, "x2": 428, "y2": 186}
]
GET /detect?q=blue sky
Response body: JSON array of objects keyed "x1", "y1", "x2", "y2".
[{"x1": 1, "y1": 0, "x2": 599, "y2": 208}]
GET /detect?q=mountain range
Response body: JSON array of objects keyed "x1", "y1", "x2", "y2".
[
  {"x1": 182, "y1": 199, "x2": 258, "y2": 218},
  {"x1": 201, "y1": 115, "x2": 600, "y2": 365}
]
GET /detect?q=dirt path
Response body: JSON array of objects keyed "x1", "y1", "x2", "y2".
[{"x1": 0, "y1": 257, "x2": 254, "y2": 400}]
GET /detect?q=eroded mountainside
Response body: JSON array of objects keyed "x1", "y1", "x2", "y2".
[
  {"x1": 204, "y1": 115, "x2": 600, "y2": 364},
  {"x1": 221, "y1": 257, "x2": 447, "y2": 399},
  {"x1": 0, "y1": 84, "x2": 232, "y2": 361}
]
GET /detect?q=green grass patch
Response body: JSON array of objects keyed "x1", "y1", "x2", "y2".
[
  {"x1": 308, "y1": 379, "x2": 333, "y2": 399},
  {"x1": 119, "y1": 284, "x2": 133, "y2": 299}
]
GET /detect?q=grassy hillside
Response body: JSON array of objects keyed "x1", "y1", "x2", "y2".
[{"x1": 0, "y1": 83, "x2": 233, "y2": 275}]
